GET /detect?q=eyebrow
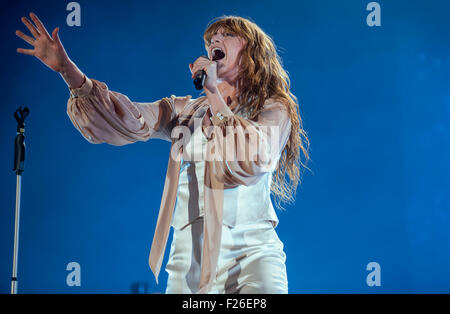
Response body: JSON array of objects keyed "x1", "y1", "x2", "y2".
[
  {"x1": 213, "y1": 27, "x2": 233, "y2": 35},
  {"x1": 206, "y1": 28, "x2": 234, "y2": 45}
]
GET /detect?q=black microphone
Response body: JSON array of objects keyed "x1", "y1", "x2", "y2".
[
  {"x1": 193, "y1": 70, "x2": 206, "y2": 90},
  {"x1": 193, "y1": 55, "x2": 209, "y2": 90}
]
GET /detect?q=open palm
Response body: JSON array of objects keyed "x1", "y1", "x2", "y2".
[{"x1": 16, "y1": 12, "x2": 68, "y2": 73}]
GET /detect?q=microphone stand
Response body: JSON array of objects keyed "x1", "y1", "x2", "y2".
[{"x1": 11, "y1": 106, "x2": 29, "y2": 294}]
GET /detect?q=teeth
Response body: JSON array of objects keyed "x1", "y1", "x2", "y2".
[{"x1": 212, "y1": 47, "x2": 223, "y2": 54}]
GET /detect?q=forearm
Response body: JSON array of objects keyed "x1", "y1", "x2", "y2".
[
  {"x1": 59, "y1": 58, "x2": 85, "y2": 89},
  {"x1": 205, "y1": 87, "x2": 234, "y2": 117}
]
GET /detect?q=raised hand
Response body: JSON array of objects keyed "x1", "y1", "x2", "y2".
[{"x1": 16, "y1": 12, "x2": 69, "y2": 73}]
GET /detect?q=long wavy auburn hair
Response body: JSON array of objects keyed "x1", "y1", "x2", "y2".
[{"x1": 203, "y1": 16, "x2": 311, "y2": 209}]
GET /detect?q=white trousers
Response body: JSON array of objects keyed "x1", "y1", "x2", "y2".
[{"x1": 165, "y1": 218, "x2": 288, "y2": 294}]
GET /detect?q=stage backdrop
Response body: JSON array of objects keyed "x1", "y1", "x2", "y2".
[{"x1": 1, "y1": 0, "x2": 449, "y2": 293}]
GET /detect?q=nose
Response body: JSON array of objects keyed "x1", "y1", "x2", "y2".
[{"x1": 210, "y1": 33, "x2": 223, "y2": 45}]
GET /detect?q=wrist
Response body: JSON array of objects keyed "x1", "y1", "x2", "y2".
[
  {"x1": 59, "y1": 58, "x2": 85, "y2": 89},
  {"x1": 205, "y1": 84, "x2": 219, "y2": 95},
  {"x1": 59, "y1": 57, "x2": 72, "y2": 75}
]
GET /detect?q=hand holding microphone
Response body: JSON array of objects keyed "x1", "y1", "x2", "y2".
[
  {"x1": 191, "y1": 55, "x2": 208, "y2": 90},
  {"x1": 189, "y1": 55, "x2": 218, "y2": 92}
]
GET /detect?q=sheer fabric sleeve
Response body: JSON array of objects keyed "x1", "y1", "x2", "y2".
[
  {"x1": 66, "y1": 75, "x2": 191, "y2": 145},
  {"x1": 207, "y1": 99, "x2": 292, "y2": 187}
]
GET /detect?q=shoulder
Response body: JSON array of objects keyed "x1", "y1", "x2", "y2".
[
  {"x1": 262, "y1": 97, "x2": 290, "y2": 112},
  {"x1": 257, "y1": 97, "x2": 291, "y2": 124}
]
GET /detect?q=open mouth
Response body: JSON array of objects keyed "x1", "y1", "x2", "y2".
[{"x1": 212, "y1": 48, "x2": 225, "y2": 61}]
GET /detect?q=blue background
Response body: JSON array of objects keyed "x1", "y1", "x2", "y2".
[{"x1": 1, "y1": 0, "x2": 449, "y2": 293}]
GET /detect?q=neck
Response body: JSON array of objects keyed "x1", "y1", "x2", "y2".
[{"x1": 217, "y1": 78, "x2": 238, "y2": 105}]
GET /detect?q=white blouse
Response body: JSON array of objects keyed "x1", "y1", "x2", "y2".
[{"x1": 171, "y1": 105, "x2": 279, "y2": 231}]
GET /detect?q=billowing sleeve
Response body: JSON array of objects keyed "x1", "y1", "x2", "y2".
[
  {"x1": 207, "y1": 98, "x2": 292, "y2": 187},
  {"x1": 66, "y1": 75, "x2": 191, "y2": 145}
]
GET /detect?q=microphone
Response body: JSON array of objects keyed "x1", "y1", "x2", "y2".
[
  {"x1": 193, "y1": 70, "x2": 206, "y2": 90},
  {"x1": 193, "y1": 55, "x2": 209, "y2": 90}
]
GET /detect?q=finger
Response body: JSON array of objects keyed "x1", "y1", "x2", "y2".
[
  {"x1": 193, "y1": 60, "x2": 213, "y2": 72},
  {"x1": 193, "y1": 60, "x2": 211, "y2": 71},
  {"x1": 191, "y1": 65, "x2": 203, "y2": 76},
  {"x1": 194, "y1": 57, "x2": 209, "y2": 66},
  {"x1": 29, "y1": 12, "x2": 51, "y2": 39},
  {"x1": 191, "y1": 61, "x2": 208, "y2": 73},
  {"x1": 191, "y1": 67, "x2": 200, "y2": 78},
  {"x1": 189, "y1": 63, "x2": 198, "y2": 75},
  {"x1": 15, "y1": 30, "x2": 35, "y2": 46},
  {"x1": 17, "y1": 48, "x2": 35, "y2": 56},
  {"x1": 21, "y1": 16, "x2": 40, "y2": 38},
  {"x1": 52, "y1": 27, "x2": 62, "y2": 45}
]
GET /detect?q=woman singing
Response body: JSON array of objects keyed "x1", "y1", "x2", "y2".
[{"x1": 16, "y1": 13, "x2": 310, "y2": 294}]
